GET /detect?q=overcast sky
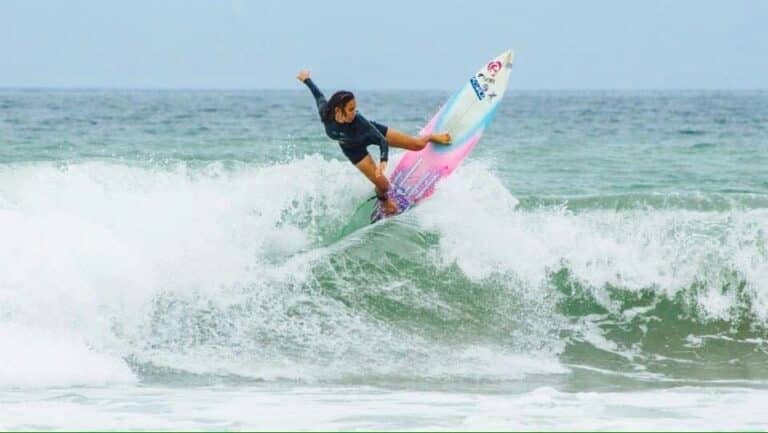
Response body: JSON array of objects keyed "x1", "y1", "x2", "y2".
[{"x1": 1, "y1": 0, "x2": 766, "y2": 89}]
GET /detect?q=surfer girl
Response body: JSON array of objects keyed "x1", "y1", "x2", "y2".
[{"x1": 296, "y1": 70, "x2": 450, "y2": 215}]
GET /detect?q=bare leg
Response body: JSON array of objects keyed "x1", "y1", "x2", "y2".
[
  {"x1": 354, "y1": 155, "x2": 397, "y2": 214},
  {"x1": 385, "y1": 128, "x2": 451, "y2": 151},
  {"x1": 354, "y1": 154, "x2": 389, "y2": 192}
]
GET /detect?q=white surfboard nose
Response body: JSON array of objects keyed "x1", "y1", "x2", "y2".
[{"x1": 503, "y1": 49, "x2": 515, "y2": 68}]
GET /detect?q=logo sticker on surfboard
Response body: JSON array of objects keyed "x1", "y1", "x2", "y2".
[
  {"x1": 470, "y1": 76, "x2": 486, "y2": 100},
  {"x1": 486, "y1": 60, "x2": 503, "y2": 76}
]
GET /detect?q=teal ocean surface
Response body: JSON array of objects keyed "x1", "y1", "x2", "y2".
[{"x1": 1, "y1": 88, "x2": 767, "y2": 430}]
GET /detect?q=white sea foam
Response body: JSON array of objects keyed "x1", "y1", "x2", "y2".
[
  {"x1": 2, "y1": 385, "x2": 767, "y2": 431},
  {"x1": 0, "y1": 324, "x2": 135, "y2": 388},
  {"x1": 0, "y1": 157, "x2": 368, "y2": 388},
  {"x1": 1, "y1": 157, "x2": 766, "y2": 388},
  {"x1": 416, "y1": 160, "x2": 768, "y2": 320}
]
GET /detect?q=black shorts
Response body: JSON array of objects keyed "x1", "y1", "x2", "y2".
[{"x1": 339, "y1": 121, "x2": 389, "y2": 165}]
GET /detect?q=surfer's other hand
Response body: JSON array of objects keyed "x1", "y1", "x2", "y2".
[{"x1": 296, "y1": 70, "x2": 310, "y2": 82}]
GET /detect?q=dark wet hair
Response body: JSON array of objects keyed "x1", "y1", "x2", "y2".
[{"x1": 322, "y1": 90, "x2": 355, "y2": 123}]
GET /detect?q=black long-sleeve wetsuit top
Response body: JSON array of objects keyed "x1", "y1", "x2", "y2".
[{"x1": 303, "y1": 78, "x2": 389, "y2": 164}]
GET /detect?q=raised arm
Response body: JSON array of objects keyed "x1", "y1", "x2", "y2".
[{"x1": 296, "y1": 70, "x2": 327, "y2": 118}]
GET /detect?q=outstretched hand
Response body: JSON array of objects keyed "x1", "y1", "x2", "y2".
[{"x1": 296, "y1": 70, "x2": 311, "y2": 82}]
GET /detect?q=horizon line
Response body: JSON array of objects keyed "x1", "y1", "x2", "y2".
[{"x1": 2, "y1": 86, "x2": 767, "y2": 92}]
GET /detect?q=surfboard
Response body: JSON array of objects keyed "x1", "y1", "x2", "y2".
[{"x1": 369, "y1": 49, "x2": 515, "y2": 222}]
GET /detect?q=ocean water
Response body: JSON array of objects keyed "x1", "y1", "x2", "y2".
[{"x1": 1, "y1": 88, "x2": 767, "y2": 430}]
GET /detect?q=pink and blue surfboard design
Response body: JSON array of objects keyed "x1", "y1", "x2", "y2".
[{"x1": 370, "y1": 50, "x2": 515, "y2": 222}]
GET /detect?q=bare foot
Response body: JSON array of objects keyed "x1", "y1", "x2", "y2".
[
  {"x1": 430, "y1": 132, "x2": 451, "y2": 145},
  {"x1": 382, "y1": 197, "x2": 399, "y2": 215}
]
